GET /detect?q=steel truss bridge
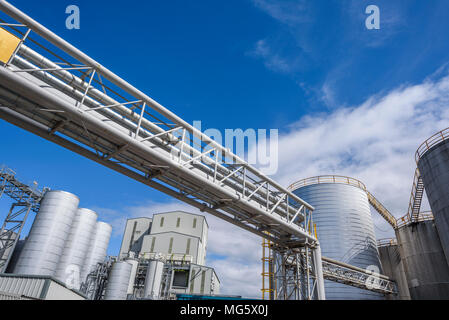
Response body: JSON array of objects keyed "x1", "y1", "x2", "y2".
[
  {"x1": 0, "y1": 1, "x2": 396, "y2": 299},
  {"x1": 0, "y1": 166, "x2": 46, "y2": 272}
]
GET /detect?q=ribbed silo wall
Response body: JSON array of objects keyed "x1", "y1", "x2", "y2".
[
  {"x1": 417, "y1": 139, "x2": 449, "y2": 265},
  {"x1": 5, "y1": 239, "x2": 25, "y2": 274},
  {"x1": 80, "y1": 222, "x2": 112, "y2": 284},
  {"x1": 293, "y1": 183, "x2": 383, "y2": 300},
  {"x1": 104, "y1": 261, "x2": 133, "y2": 300},
  {"x1": 395, "y1": 220, "x2": 449, "y2": 299},
  {"x1": 55, "y1": 208, "x2": 98, "y2": 289},
  {"x1": 378, "y1": 244, "x2": 411, "y2": 300},
  {"x1": 13, "y1": 191, "x2": 79, "y2": 276}
]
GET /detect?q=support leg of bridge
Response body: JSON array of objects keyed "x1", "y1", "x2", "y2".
[{"x1": 312, "y1": 244, "x2": 326, "y2": 300}]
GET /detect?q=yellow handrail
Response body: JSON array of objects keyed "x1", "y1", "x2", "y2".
[
  {"x1": 288, "y1": 175, "x2": 367, "y2": 192},
  {"x1": 416, "y1": 127, "x2": 449, "y2": 163}
]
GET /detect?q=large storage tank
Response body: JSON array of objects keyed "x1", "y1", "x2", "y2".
[
  {"x1": 80, "y1": 222, "x2": 112, "y2": 284},
  {"x1": 290, "y1": 176, "x2": 384, "y2": 300},
  {"x1": 55, "y1": 208, "x2": 98, "y2": 289},
  {"x1": 377, "y1": 239, "x2": 411, "y2": 300},
  {"x1": 395, "y1": 217, "x2": 449, "y2": 299},
  {"x1": 416, "y1": 128, "x2": 449, "y2": 265},
  {"x1": 125, "y1": 258, "x2": 139, "y2": 296},
  {"x1": 144, "y1": 259, "x2": 164, "y2": 300},
  {"x1": 104, "y1": 261, "x2": 133, "y2": 300},
  {"x1": 13, "y1": 191, "x2": 79, "y2": 276}
]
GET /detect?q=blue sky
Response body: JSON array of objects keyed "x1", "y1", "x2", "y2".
[{"x1": 1, "y1": 0, "x2": 449, "y2": 297}]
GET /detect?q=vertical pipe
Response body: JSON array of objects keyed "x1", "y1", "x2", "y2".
[{"x1": 312, "y1": 244, "x2": 326, "y2": 301}]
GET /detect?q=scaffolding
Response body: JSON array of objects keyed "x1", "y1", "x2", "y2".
[{"x1": 0, "y1": 165, "x2": 46, "y2": 273}]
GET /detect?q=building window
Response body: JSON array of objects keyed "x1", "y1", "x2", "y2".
[
  {"x1": 176, "y1": 217, "x2": 181, "y2": 228},
  {"x1": 193, "y1": 218, "x2": 197, "y2": 229},
  {"x1": 160, "y1": 217, "x2": 164, "y2": 227},
  {"x1": 186, "y1": 239, "x2": 191, "y2": 255},
  {"x1": 168, "y1": 237, "x2": 174, "y2": 254},
  {"x1": 150, "y1": 237, "x2": 156, "y2": 253},
  {"x1": 172, "y1": 270, "x2": 189, "y2": 288}
]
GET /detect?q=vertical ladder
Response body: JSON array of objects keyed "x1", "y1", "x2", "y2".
[{"x1": 261, "y1": 236, "x2": 275, "y2": 300}]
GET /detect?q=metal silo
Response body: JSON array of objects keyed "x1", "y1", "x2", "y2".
[
  {"x1": 13, "y1": 191, "x2": 79, "y2": 276},
  {"x1": 104, "y1": 261, "x2": 133, "y2": 300},
  {"x1": 395, "y1": 215, "x2": 449, "y2": 299},
  {"x1": 80, "y1": 222, "x2": 112, "y2": 284},
  {"x1": 144, "y1": 258, "x2": 164, "y2": 300},
  {"x1": 416, "y1": 127, "x2": 449, "y2": 265},
  {"x1": 125, "y1": 258, "x2": 139, "y2": 296},
  {"x1": 377, "y1": 239, "x2": 411, "y2": 300},
  {"x1": 290, "y1": 176, "x2": 384, "y2": 300},
  {"x1": 55, "y1": 208, "x2": 98, "y2": 289}
]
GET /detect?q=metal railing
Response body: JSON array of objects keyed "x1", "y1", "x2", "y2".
[
  {"x1": 377, "y1": 238, "x2": 398, "y2": 248},
  {"x1": 416, "y1": 127, "x2": 449, "y2": 163},
  {"x1": 289, "y1": 175, "x2": 367, "y2": 192},
  {"x1": 289, "y1": 175, "x2": 398, "y2": 228},
  {"x1": 396, "y1": 211, "x2": 434, "y2": 229}
]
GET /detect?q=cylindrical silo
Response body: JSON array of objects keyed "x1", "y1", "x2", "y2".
[
  {"x1": 104, "y1": 261, "x2": 133, "y2": 300},
  {"x1": 80, "y1": 222, "x2": 112, "y2": 284},
  {"x1": 395, "y1": 218, "x2": 449, "y2": 299},
  {"x1": 377, "y1": 240, "x2": 411, "y2": 300},
  {"x1": 416, "y1": 128, "x2": 449, "y2": 265},
  {"x1": 125, "y1": 258, "x2": 139, "y2": 296},
  {"x1": 5, "y1": 239, "x2": 26, "y2": 274},
  {"x1": 13, "y1": 191, "x2": 79, "y2": 276},
  {"x1": 55, "y1": 208, "x2": 98, "y2": 289},
  {"x1": 144, "y1": 259, "x2": 164, "y2": 300},
  {"x1": 290, "y1": 176, "x2": 384, "y2": 300}
]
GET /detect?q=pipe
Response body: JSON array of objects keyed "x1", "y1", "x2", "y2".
[
  {"x1": 0, "y1": 0, "x2": 313, "y2": 211},
  {"x1": 0, "y1": 66, "x2": 315, "y2": 243}
]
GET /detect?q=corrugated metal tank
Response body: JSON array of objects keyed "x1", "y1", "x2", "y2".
[
  {"x1": 104, "y1": 261, "x2": 133, "y2": 300},
  {"x1": 291, "y1": 177, "x2": 384, "y2": 300},
  {"x1": 417, "y1": 133, "x2": 449, "y2": 265},
  {"x1": 80, "y1": 222, "x2": 112, "y2": 284},
  {"x1": 55, "y1": 208, "x2": 98, "y2": 289},
  {"x1": 378, "y1": 241, "x2": 411, "y2": 300},
  {"x1": 144, "y1": 259, "x2": 164, "y2": 299},
  {"x1": 395, "y1": 219, "x2": 449, "y2": 299},
  {"x1": 13, "y1": 191, "x2": 79, "y2": 276},
  {"x1": 5, "y1": 239, "x2": 25, "y2": 274},
  {"x1": 125, "y1": 258, "x2": 139, "y2": 295}
]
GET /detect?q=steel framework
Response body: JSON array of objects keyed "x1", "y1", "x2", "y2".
[
  {"x1": 321, "y1": 257, "x2": 396, "y2": 295},
  {"x1": 0, "y1": 166, "x2": 46, "y2": 273},
  {"x1": 0, "y1": 1, "x2": 325, "y2": 299}
]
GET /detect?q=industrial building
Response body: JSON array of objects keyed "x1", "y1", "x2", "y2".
[
  {"x1": 110, "y1": 211, "x2": 220, "y2": 300},
  {"x1": 1, "y1": 1, "x2": 449, "y2": 301}
]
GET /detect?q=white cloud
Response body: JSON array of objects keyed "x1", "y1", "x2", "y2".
[
  {"x1": 250, "y1": 40, "x2": 292, "y2": 74},
  {"x1": 268, "y1": 72, "x2": 449, "y2": 238},
  {"x1": 99, "y1": 71, "x2": 449, "y2": 299},
  {"x1": 96, "y1": 200, "x2": 263, "y2": 298},
  {"x1": 252, "y1": 0, "x2": 310, "y2": 26}
]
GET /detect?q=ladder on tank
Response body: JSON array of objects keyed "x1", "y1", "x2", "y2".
[{"x1": 407, "y1": 168, "x2": 425, "y2": 222}]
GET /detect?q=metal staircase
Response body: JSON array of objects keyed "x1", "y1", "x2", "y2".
[{"x1": 407, "y1": 168, "x2": 425, "y2": 222}]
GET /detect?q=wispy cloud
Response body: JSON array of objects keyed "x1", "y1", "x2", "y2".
[
  {"x1": 252, "y1": 0, "x2": 310, "y2": 26},
  {"x1": 99, "y1": 70, "x2": 449, "y2": 298},
  {"x1": 249, "y1": 39, "x2": 293, "y2": 74}
]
